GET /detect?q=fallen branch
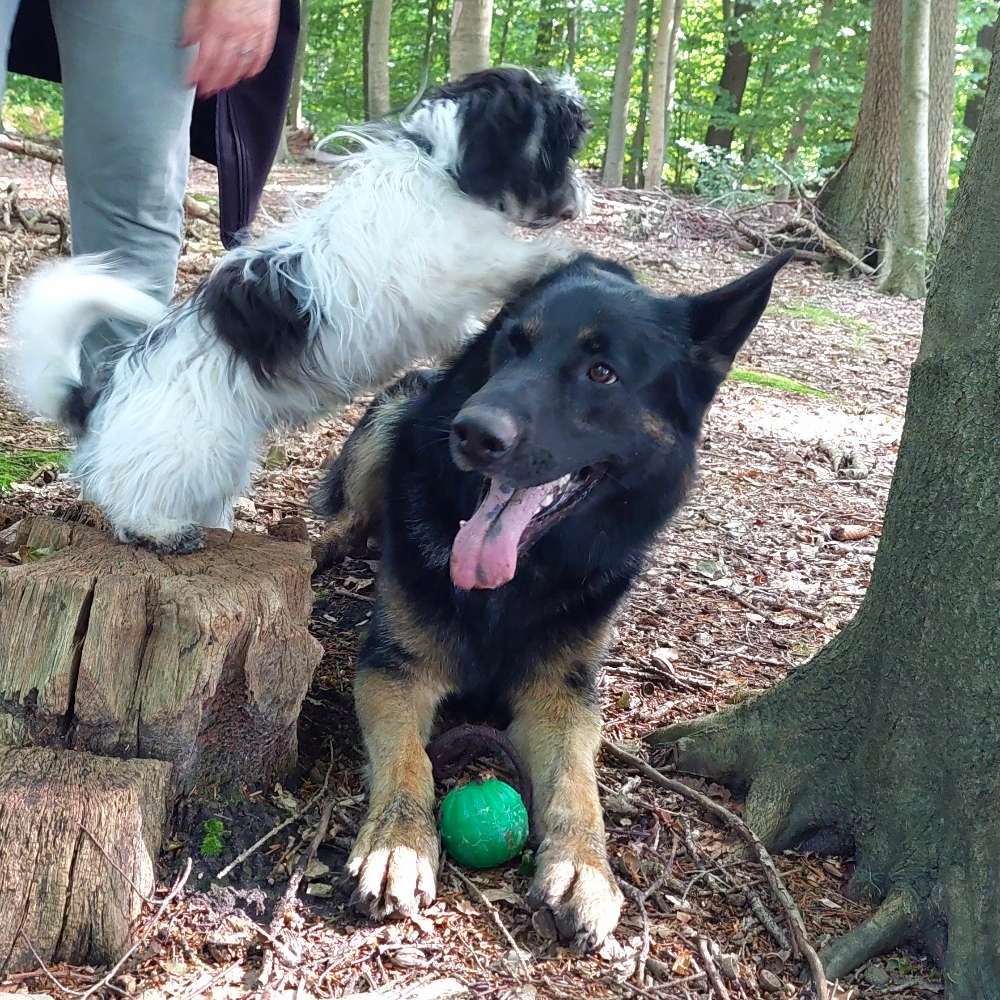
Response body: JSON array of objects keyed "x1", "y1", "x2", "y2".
[
  {"x1": 697, "y1": 937, "x2": 732, "y2": 1000},
  {"x1": 793, "y1": 215, "x2": 876, "y2": 276},
  {"x1": 336, "y1": 979, "x2": 471, "y2": 1000},
  {"x1": 601, "y1": 740, "x2": 830, "y2": 1000}
]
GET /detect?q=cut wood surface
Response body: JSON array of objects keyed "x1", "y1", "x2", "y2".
[{"x1": 0, "y1": 515, "x2": 322, "y2": 972}]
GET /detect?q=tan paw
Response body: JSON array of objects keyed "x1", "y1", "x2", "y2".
[
  {"x1": 528, "y1": 840, "x2": 623, "y2": 953},
  {"x1": 347, "y1": 808, "x2": 439, "y2": 919}
]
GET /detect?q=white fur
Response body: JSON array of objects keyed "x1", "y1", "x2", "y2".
[
  {"x1": 7, "y1": 108, "x2": 572, "y2": 550},
  {"x1": 10, "y1": 257, "x2": 164, "y2": 420}
]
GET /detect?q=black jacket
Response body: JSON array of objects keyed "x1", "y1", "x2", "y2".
[{"x1": 7, "y1": 0, "x2": 300, "y2": 248}]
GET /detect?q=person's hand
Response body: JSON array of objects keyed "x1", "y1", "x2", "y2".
[{"x1": 183, "y1": 0, "x2": 280, "y2": 98}]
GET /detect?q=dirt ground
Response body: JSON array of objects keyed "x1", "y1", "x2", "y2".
[{"x1": 0, "y1": 148, "x2": 940, "y2": 1000}]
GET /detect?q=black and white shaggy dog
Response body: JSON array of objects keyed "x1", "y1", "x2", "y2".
[
  {"x1": 313, "y1": 251, "x2": 791, "y2": 951},
  {"x1": 7, "y1": 68, "x2": 589, "y2": 553}
]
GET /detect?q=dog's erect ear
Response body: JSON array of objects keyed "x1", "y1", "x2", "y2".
[{"x1": 684, "y1": 251, "x2": 792, "y2": 366}]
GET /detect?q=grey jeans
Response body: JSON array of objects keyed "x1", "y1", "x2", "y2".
[{"x1": 0, "y1": 0, "x2": 195, "y2": 365}]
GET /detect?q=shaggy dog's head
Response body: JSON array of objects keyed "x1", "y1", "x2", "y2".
[{"x1": 405, "y1": 67, "x2": 591, "y2": 228}]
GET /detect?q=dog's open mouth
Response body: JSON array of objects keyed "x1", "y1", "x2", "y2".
[{"x1": 450, "y1": 465, "x2": 605, "y2": 591}]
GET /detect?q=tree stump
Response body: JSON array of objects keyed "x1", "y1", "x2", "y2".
[{"x1": 0, "y1": 516, "x2": 322, "y2": 973}]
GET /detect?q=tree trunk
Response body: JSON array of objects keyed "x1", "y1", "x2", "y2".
[
  {"x1": 776, "y1": 0, "x2": 834, "y2": 200},
  {"x1": 660, "y1": 0, "x2": 684, "y2": 179},
  {"x1": 817, "y1": 0, "x2": 956, "y2": 272},
  {"x1": 286, "y1": 0, "x2": 310, "y2": 129},
  {"x1": 644, "y1": 0, "x2": 678, "y2": 190},
  {"x1": 704, "y1": 0, "x2": 753, "y2": 150},
  {"x1": 450, "y1": 0, "x2": 494, "y2": 79},
  {"x1": 496, "y1": 0, "x2": 513, "y2": 64},
  {"x1": 928, "y1": 0, "x2": 958, "y2": 254},
  {"x1": 816, "y1": 0, "x2": 902, "y2": 268},
  {"x1": 421, "y1": 0, "x2": 441, "y2": 84},
  {"x1": 0, "y1": 515, "x2": 321, "y2": 972},
  {"x1": 880, "y1": 0, "x2": 930, "y2": 297},
  {"x1": 626, "y1": 0, "x2": 655, "y2": 189},
  {"x1": 564, "y1": 2, "x2": 578, "y2": 73},
  {"x1": 366, "y1": 0, "x2": 393, "y2": 119},
  {"x1": 362, "y1": 0, "x2": 372, "y2": 118},
  {"x1": 963, "y1": 24, "x2": 995, "y2": 131},
  {"x1": 740, "y1": 57, "x2": 772, "y2": 164},
  {"x1": 648, "y1": 19, "x2": 1000, "y2": 996},
  {"x1": 601, "y1": 0, "x2": 641, "y2": 187}
]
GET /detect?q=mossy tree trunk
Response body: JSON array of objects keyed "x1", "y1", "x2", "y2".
[
  {"x1": 704, "y1": 0, "x2": 752, "y2": 150},
  {"x1": 649, "y1": 19, "x2": 1000, "y2": 995}
]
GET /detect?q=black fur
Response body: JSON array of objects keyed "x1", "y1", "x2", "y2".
[
  {"x1": 320, "y1": 251, "x2": 791, "y2": 716},
  {"x1": 194, "y1": 251, "x2": 312, "y2": 383},
  {"x1": 425, "y1": 68, "x2": 589, "y2": 224}
]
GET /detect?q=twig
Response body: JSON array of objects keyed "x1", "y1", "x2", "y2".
[
  {"x1": 0, "y1": 133, "x2": 62, "y2": 163},
  {"x1": 697, "y1": 937, "x2": 732, "y2": 1000},
  {"x1": 747, "y1": 890, "x2": 791, "y2": 950},
  {"x1": 331, "y1": 585, "x2": 375, "y2": 604},
  {"x1": 601, "y1": 740, "x2": 830, "y2": 1000},
  {"x1": 259, "y1": 797, "x2": 336, "y2": 988},
  {"x1": 14, "y1": 932, "x2": 85, "y2": 997},
  {"x1": 620, "y1": 884, "x2": 652, "y2": 986},
  {"x1": 217, "y1": 763, "x2": 333, "y2": 879},
  {"x1": 447, "y1": 862, "x2": 532, "y2": 981},
  {"x1": 76, "y1": 858, "x2": 193, "y2": 1000}
]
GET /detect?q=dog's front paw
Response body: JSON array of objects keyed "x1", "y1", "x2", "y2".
[
  {"x1": 118, "y1": 524, "x2": 205, "y2": 555},
  {"x1": 528, "y1": 838, "x2": 623, "y2": 953},
  {"x1": 347, "y1": 804, "x2": 439, "y2": 919}
]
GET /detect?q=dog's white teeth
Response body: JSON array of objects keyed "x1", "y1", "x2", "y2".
[
  {"x1": 459, "y1": 519, "x2": 467, "y2": 527},
  {"x1": 541, "y1": 495, "x2": 554, "y2": 508},
  {"x1": 558, "y1": 474, "x2": 571, "y2": 488}
]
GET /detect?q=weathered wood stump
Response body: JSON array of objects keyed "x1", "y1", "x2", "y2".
[{"x1": 0, "y1": 515, "x2": 322, "y2": 973}]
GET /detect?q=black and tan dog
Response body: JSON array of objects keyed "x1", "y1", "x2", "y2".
[{"x1": 314, "y1": 250, "x2": 791, "y2": 952}]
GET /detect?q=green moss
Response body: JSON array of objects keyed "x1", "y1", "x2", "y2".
[
  {"x1": 772, "y1": 301, "x2": 872, "y2": 333},
  {"x1": 199, "y1": 818, "x2": 227, "y2": 858},
  {"x1": 729, "y1": 367, "x2": 829, "y2": 397},
  {"x1": 0, "y1": 450, "x2": 70, "y2": 492}
]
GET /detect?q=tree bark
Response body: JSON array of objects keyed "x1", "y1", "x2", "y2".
[
  {"x1": 286, "y1": 0, "x2": 310, "y2": 129},
  {"x1": 928, "y1": 0, "x2": 959, "y2": 254},
  {"x1": 648, "y1": 18, "x2": 1000, "y2": 995},
  {"x1": 817, "y1": 0, "x2": 957, "y2": 272},
  {"x1": 496, "y1": 0, "x2": 513, "y2": 65},
  {"x1": 601, "y1": 0, "x2": 641, "y2": 187},
  {"x1": 816, "y1": 0, "x2": 902, "y2": 268},
  {"x1": 421, "y1": 0, "x2": 441, "y2": 84},
  {"x1": 644, "y1": 0, "x2": 678, "y2": 189},
  {"x1": 0, "y1": 515, "x2": 321, "y2": 972},
  {"x1": 626, "y1": 0, "x2": 656, "y2": 189},
  {"x1": 366, "y1": 0, "x2": 393, "y2": 119},
  {"x1": 880, "y1": 0, "x2": 930, "y2": 297},
  {"x1": 963, "y1": 24, "x2": 995, "y2": 131},
  {"x1": 704, "y1": 0, "x2": 753, "y2": 150},
  {"x1": 450, "y1": 0, "x2": 494, "y2": 79},
  {"x1": 776, "y1": 0, "x2": 834, "y2": 200},
  {"x1": 564, "y1": 2, "x2": 578, "y2": 73}
]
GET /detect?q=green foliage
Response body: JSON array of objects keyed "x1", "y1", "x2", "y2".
[
  {"x1": 728, "y1": 367, "x2": 828, "y2": 397},
  {"x1": 199, "y1": 818, "x2": 227, "y2": 858},
  {"x1": 4, "y1": 0, "x2": 994, "y2": 205},
  {"x1": 2, "y1": 74, "x2": 63, "y2": 138},
  {"x1": 0, "y1": 450, "x2": 69, "y2": 492}
]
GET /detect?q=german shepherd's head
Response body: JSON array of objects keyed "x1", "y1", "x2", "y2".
[{"x1": 448, "y1": 252, "x2": 791, "y2": 590}]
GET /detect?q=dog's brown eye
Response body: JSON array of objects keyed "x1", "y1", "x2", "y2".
[{"x1": 588, "y1": 362, "x2": 617, "y2": 384}]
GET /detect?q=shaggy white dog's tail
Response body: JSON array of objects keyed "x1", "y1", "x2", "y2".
[{"x1": 7, "y1": 255, "x2": 165, "y2": 424}]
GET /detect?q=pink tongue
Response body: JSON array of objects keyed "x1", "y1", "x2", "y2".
[{"x1": 450, "y1": 479, "x2": 553, "y2": 590}]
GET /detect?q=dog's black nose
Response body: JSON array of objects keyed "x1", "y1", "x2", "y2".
[{"x1": 451, "y1": 406, "x2": 520, "y2": 468}]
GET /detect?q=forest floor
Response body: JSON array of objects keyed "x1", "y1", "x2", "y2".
[{"x1": 0, "y1": 150, "x2": 939, "y2": 1000}]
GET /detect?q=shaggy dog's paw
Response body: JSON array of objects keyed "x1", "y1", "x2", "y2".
[
  {"x1": 528, "y1": 838, "x2": 623, "y2": 953},
  {"x1": 347, "y1": 808, "x2": 439, "y2": 919},
  {"x1": 118, "y1": 524, "x2": 205, "y2": 555}
]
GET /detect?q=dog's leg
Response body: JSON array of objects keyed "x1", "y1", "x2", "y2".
[
  {"x1": 508, "y1": 654, "x2": 623, "y2": 953},
  {"x1": 348, "y1": 660, "x2": 449, "y2": 919}
]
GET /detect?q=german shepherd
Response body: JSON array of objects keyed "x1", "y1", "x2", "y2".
[{"x1": 314, "y1": 250, "x2": 791, "y2": 952}]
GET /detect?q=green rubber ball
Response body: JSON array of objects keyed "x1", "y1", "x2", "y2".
[{"x1": 439, "y1": 778, "x2": 529, "y2": 869}]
